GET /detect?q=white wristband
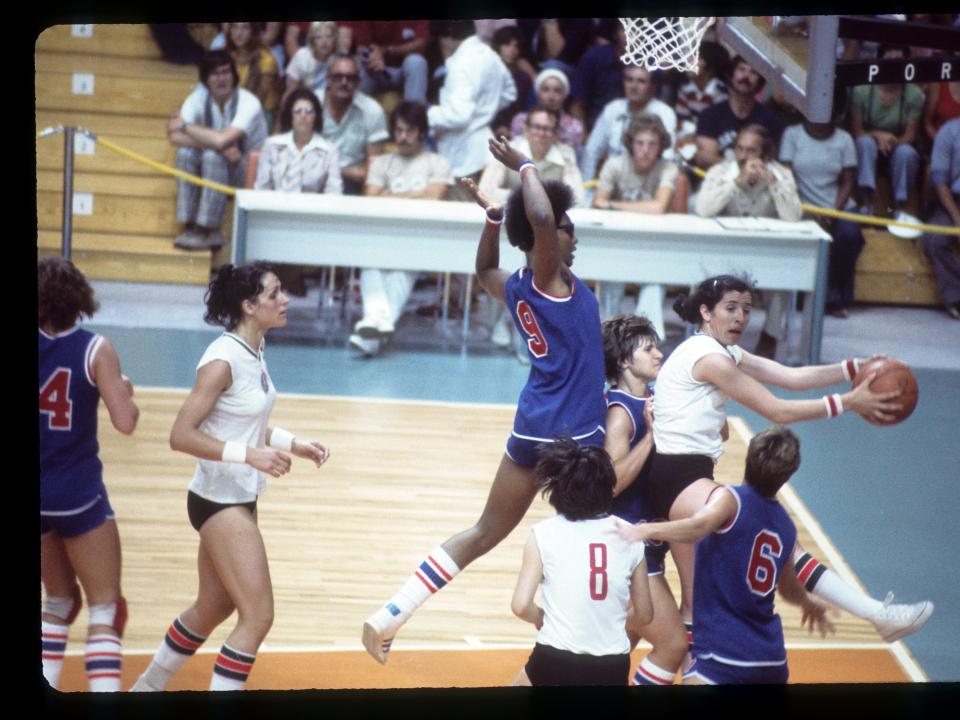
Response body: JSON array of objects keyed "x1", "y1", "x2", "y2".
[
  {"x1": 268, "y1": 427, "x2": 296, "y2": 452},
  {"x1": 222, "y1": 441, "x2": 247, "y2": 463},
  {"x1": 822, "y1": 393, "x2": 844, "y2": 418},
  {"x1": 518, "y1": 161, "x2": 537, "y2": 177},
  {"x1": 840, "y1": 358, "x2": 859, "y2": 382}
]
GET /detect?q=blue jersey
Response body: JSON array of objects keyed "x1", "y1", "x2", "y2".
[
  {"x1": 503, "y1": 267, "x2": 606, "y2": 441},
  {"x1": 692, "y1": 484, "x2": 797, "y2": 666},
  {"x1": 606, "y1": 388, "x2": 657, "y2": 525},
  {"x1": 39, "y1": 327, "x2": 104, "y2": 513}
]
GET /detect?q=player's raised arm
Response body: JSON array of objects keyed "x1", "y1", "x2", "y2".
[{"x1": 461, "y1": 176, "x2": 511, "y2": 301}]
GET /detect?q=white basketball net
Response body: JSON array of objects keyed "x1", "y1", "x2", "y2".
[{"x1": 619, "y1": 17, "x2": 716, "y2": 72}]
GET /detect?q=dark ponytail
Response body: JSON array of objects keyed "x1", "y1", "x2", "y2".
[
  {"x1": 673, "y1": 274, "x2": 753, "y2": 324},
  {"x1": 203, "y1": 262, "x2": 274, "y2": 330}
]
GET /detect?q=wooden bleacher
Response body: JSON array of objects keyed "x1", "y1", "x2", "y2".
[{"x1": 36, "y1": 23, "x2": 215, "y2": 285}]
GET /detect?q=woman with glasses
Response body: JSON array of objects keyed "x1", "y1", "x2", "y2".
[{"x1": 362, "y1": 139, "x2": 606, "y2": 666}]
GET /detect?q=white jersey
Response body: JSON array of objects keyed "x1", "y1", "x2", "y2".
[
  {"x1": 188, "y1": 333, "x2": 277, "y2": 503},
  {"x1": 652, "y1": 333, "x2": 743, "y2": 460},
  {"x1": 534, "y1": 514, "x2": 646, "y2": 656}
]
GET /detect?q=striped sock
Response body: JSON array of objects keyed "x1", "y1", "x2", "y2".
[
  {"x1": 130, "y1": 616, "x2": 207, "y2": 691},
  {"x1": 41, "y1": 621, "x2": 69, "y2": 689},
  {"x1": 684, "y1": 622, "x2": 693, "y2": 647},
  {"x1": 209, "y1": 643, "x2": 256, "y2": 691},
  {"x1": 632, "y1": 656, "x2": 676, "y2": 685},
  {"x1": 376, "y1": 547, "x2": 461, "y2": 635},
  {"x1": 85, "y1": 633, "x2": 122, "y2": 691}
]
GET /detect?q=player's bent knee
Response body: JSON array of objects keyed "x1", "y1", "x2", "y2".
[
  {"x1": 43, "y1": 583, "x2": 84, "y2": 625},
  {"x1": 88, "y1": 596, "x2": 128, "y2": 637}
]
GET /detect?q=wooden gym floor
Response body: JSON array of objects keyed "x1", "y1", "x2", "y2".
[{"x1": 50, "y1": 389, "x2": 926, "y2": 690}]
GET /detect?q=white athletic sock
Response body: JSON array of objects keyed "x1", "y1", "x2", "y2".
[
  {"x1": 802, "y1": 561, "x2": 884, "y2": 620},
  {"x1": 372, "y1": 546, "x2": 461, "y2": 635},
  {"x1": 41, "y1": 621, "x2": 69, "y2": 689},
  {"x1": 131, "y1": 616, "x2": 207, "y2": 691},
  {"x1": 632, "y1": 656, "x2": 676, "y2": 685},
  {"x1": 85, "y1": 633, "x2": 122, "y2": 691},
  {"x1": 209, "y1": 643, "x2": 256, "y2": 691}
]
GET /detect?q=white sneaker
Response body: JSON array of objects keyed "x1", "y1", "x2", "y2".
[
  {"x1": 362, "y1": 605, "x2": 404, "y2": 665},
  {"x1": 355, "y1": 316, "x2": 394, "y2": 339},
  {"x1": 349, "y1": 333, "x2": 380, "y2": 357},
  {"x1": 872, "y1": 592, "x2": 933, "y2": 642}
]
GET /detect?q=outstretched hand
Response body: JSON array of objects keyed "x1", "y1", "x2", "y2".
[
  {"x1": 460, "y1": 177, "x2": 502, "y2": 217},
  {"x1": 613, "y1": 517, "x2": 650, "y2": 544},
  {"x1": 488, "y1": 134, "x2": 531, "y2": 172},
  {"x1": 800, "y1": 598, "x2": 836, "y2": 638},
  {"x1": 292, "y1": 439, "x2": 331, "y2": 469}
]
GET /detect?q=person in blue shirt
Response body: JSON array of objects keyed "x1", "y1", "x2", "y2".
[{"x1": 921, "y1": 116, "x2": 960, "y2": 319}]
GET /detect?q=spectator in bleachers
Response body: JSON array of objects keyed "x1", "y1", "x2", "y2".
[
  {"x1": 490, "y1": 26, "x2": 536, "y2": 140},
  {"x1": 921, "y1": 117, "x2": 960, "y2": 320},
  {"x1": 850, "y1": 44, "x2": 924, "y2": 223},
  {"x1": 168, "y1": 50, "x2": 268, "y2": 250},
  {"x1": 254, "y1": 87, "x2": 342, "y2": 296},
  {"x1": 349, "y1": 101, "x2": 455, "y2": 357},
  {"x1": 569, "y1": 19, "x2": 626, "y2": 131},
  {"x1": 695, "y1": 124, "x2": 801, "y2": 359},
  {"x1": 225, "y1": 23, "x2": 280, "y2": 132},
  {"x1": 779, "y1": 109, "x2": 865, "y2": 319},
  {"x1": 591, "y1": 114, "x2": 679, "y2": 336},
  {"x1": 320, "y1": 54, "x2": 389, "y2": 195},
  {"x1": 516, "y1": 19, "x2": 596, "y2": 78},
  {"x1": 338, "y1": 20, "x2": 430, "y2": 106},
  {"x1": 279, "y1": 21, "x2": 339, "y2": 125},
  {"x1": 427, "y1": 20, "x2": 517, "y2": 202},
  {"x1": 694, "y1": 55, "x2": 782, "y2": 170},
  {"x1": 474, "y1": 19, "x2": 519, "y2": 45},
  {"x1": 580, "y1": 65, "x2": 677, "y2": 182},
  {"x1": 922, "y1": 67, "x2": 960, "y2": 152},
  {"x1": 510, "y1": 68, "x2": 584, "y2": 158},
  {"x1": 674, "y1": 40, "x2": 730, "y2": 161},
  {"x1": 479, "y1": 107, "x2": 584, "y2": 207}
]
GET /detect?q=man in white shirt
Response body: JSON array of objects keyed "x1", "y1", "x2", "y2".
[
  {"x1": 580, "y1": 65, "x2": 677, "y2": 182},
  {"x1": 168, "y1": 50, "x2": 268, "y2": 250},
  {"x1": 321, "y1": 54, "x2": 389, "y2": 194},
  {"x1": 427, "y1": 20, "x2": 517, "y2": 201}
]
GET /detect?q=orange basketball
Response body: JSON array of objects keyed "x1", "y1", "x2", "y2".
[{"x1": 852, "y1": 357, "x2": 919, "y2": 425}]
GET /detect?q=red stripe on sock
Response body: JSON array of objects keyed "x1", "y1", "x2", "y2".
[
  {"x1": 85, "y1": 652, "x2": 123, "y2": 659},
  {"x1": 168, "y1": 625, "x2": 202, "y2": 650},
  {"x1": 88, "y1": 672, "x2": 122, "y2": 679},
  {"x1": 42, "y1": 632, "x2": 69, "y2": 640},
  {"x1": 427, "y1": 555, "x2": 453, "y2": 581},
  {"x1": 636, "y1": 665, "x2": 672, "y2": 685},
  {"x1": 216, "y1": 655, "x2": 253, "y2": 673},
  {"x1": 415, "y1": 571, "x2": 437, "y2": 593},
  {"x1": 42, "y1": 653, "x2": 65, "y2": 660}
]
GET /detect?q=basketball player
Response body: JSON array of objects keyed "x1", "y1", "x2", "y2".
[
  {"x1": 39, "y1": 257, "x2": 139, "y2": 691},
  {"x1": 511, "y1": 438, "x2": 652, "y2": 686},
  {"x1": 131, "y1": 263, "x2": 330, "y2": 692},
  {"x1": 628, "y1": 274, "x2": 932, "y2": 682},
  {"x1": 600, "y1": 314, "x2": 688, "y2": 685},
  {"x1": 362, "y1": 137, "x2": 607, "y2": 664},
  {"x1": 621, "y1": 426, "x2": 831, "y2": 684}
]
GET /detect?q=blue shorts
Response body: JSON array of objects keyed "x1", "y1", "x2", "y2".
[
  {"x1": 683, "y1": 655, "x2": 788, "y2": 685},
  {"x1": 506, "y1": 428, "x2": 605, "y2": 469},
  {"x1": 40, "y1": 490, "x2": 115, "y2": 539}
]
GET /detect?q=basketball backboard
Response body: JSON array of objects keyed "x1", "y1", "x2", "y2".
[{"x1": 719, "y1": 15, "x2": 960, "y2": 123}]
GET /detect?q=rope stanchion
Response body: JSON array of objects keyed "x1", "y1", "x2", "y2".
[{"x1": 38, "y1": 126, "x2": 237, "y2": 196}]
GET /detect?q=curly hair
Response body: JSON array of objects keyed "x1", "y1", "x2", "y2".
[
  {"x1": 38, "y1": 256, "x2": 99, "y2": 332},
  {"x1": 744, "y1": 425, "x2": 801, "y2": 498},
  {"x1": 203, "y1": 262, "x2": 275, "y2": 330},
  {"x1": 535, "y1": 437, "x2": 616, "y2": 521},
  {"x1": 621, "y1": 113, "x2": 671, "y2": 156},
  {"x1": 602, "y1": 314, "x2": 660, "y2": 384},
  {"x1": 504, "y1": 180, "x2": 575, "y2": 253},
  {"x1": 672, "y1": 274, "x2": 754, "y2": 324}
]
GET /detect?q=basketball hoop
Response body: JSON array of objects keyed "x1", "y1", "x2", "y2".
[{"x1": 619, "y1": 17, "x2": 716, "y2": 72}]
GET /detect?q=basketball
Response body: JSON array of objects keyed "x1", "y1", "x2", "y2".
[{"x1": 853, "y1": 357, "x2": 919, "y2": 425}]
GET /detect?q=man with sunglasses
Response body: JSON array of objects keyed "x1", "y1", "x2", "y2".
[{"x1": 321, "y1": 54, "x2": 389, "y2": 194}]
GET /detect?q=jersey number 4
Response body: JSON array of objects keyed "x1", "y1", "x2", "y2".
[
  {"x1": 588, "y1": 542, "x2": 608, "y2": 600},
  {"x1": 39, "y1": 368, "x2": 73, "y2": 431},
  {"x1": 515, "y1": 300, "x2": 548, "y2": 358},
  {"x1": 746, "y1": 530, "x2": 783, "y2": 596}
]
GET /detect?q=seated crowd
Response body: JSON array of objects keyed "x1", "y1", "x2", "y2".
[{"x1": 167, "y1": 15, "x2": 960, "y2": 361}]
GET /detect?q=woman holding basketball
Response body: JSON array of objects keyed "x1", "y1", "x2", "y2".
[
  {"x1": 362, "y1": 136, "x2": 607, "y2": 665},
  {"x1": 620, "y1": 274, "x2": 932, "y2": 684},
  {"x1": 131, "y1": 262, "x2": 330, "y2": 692}
]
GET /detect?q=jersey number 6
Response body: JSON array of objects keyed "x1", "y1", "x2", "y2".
[
  {"x1": 39, "y1": 367, "x2": 73, "y2": 431},
  {"x1": 515, "y1": 300, "x2": 548, "y2": 358},
  {"x1": 746, "y1": 530, "x2": 783, "y2": 596}
]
